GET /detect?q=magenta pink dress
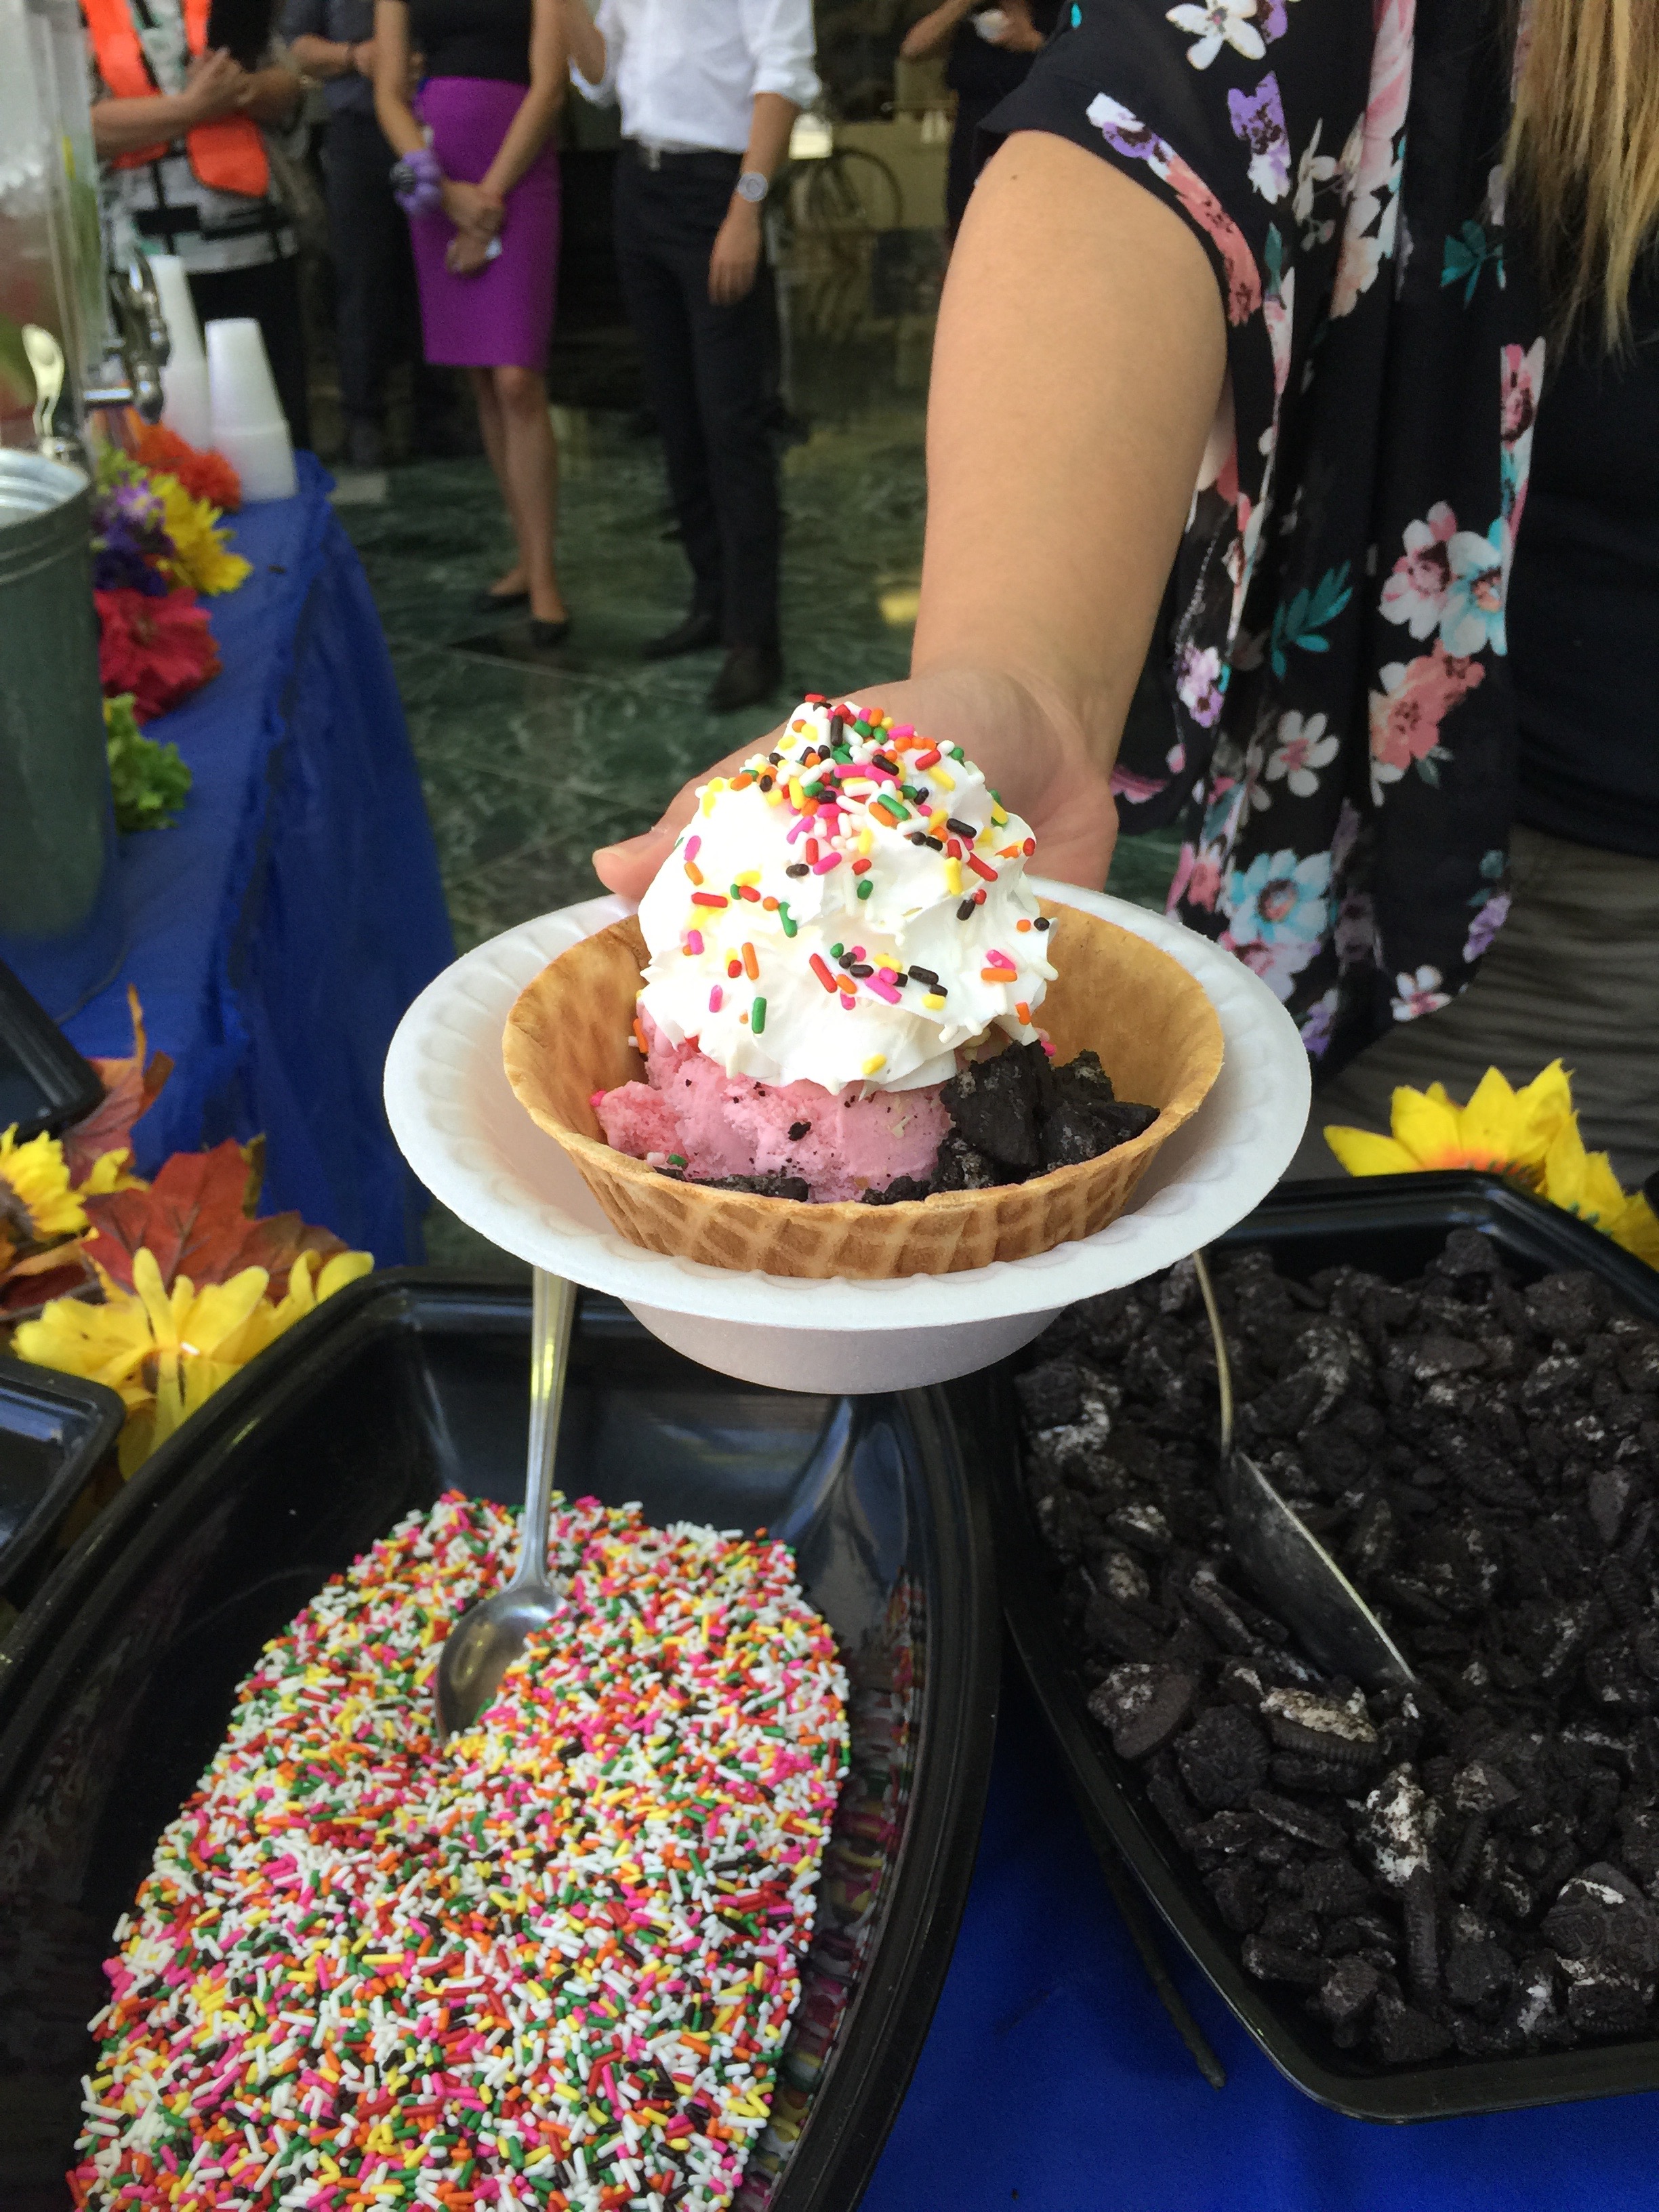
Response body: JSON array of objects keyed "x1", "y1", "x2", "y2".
[{"x1": 408, "y1": 77, "x2": 560, "y2": 369}]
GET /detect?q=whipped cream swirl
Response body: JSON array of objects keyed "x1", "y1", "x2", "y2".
[{"x1": 635, "y1": 697, "x2": 1057, "y2": 1093}]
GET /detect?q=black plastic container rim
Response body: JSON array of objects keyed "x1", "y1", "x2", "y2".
[
  {"x1": 0, "y1": 1271, "x2": 1002, "y2": 2211},
  {"x1": 0, "y1": 1355, "x2": 125, "y2": 1596},
  {"x1": 995, "y1": 1170, "x2": 1659, "y2": 2123},
  {"x1": 0, "y1": 956, "x2": 105, "y2": 1142}
]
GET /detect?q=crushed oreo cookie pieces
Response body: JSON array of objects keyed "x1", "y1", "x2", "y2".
[
  {"x1": 658, "y1": 1169, "x2": 811, "y2": 1200},
  {"x1": 1017, "y1": 1232, "x2": 1659, "y2": 2066},
  {"x1": 652, "y1": 1042, "x2": 1158, "y2": 1204}
]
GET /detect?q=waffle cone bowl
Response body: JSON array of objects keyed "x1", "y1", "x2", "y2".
[{"x1": 501, "y1": 903, "x2": 1224, "y2": 1279}]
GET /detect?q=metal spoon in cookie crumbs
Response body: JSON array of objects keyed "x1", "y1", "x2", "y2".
[
  {"x1": 436, "y1": 1268, "x2": 579, "y2": 1738},
  {"x1": 1191, "y1": 1250, "x2": 1415, "y2": 1695}
]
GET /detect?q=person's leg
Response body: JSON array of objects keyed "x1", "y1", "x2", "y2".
[
  {"x1": 464, "y1": 365, "x2": 525, "y2": 598},
  {"x1": 675, "y1": 169, "x2": 781, "y2": 659},
  {"x1": 187, "y1": 255, "x2": 312, "y2": 448},
  {"x1": 325, "y1": 110, "x2": 392, "y2": 459},
  {"x1": 614, "y1": 156, "x2": 724, "y2": 632},
  {"x1": 490, "y1": 362, "x2": 565, "y2": 624},
  {"x1": 1288, "y1": 825, "x2": 1659, "y2": 1185}
]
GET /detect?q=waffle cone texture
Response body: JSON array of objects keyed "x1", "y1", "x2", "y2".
[{"x1": 501, "y1": 905, "x2": 1225, "y2": 1279}]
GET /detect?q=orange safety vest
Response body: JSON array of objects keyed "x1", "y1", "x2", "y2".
[{"x1": 83, "y1": 0, "x2": 269, "y2": 199}]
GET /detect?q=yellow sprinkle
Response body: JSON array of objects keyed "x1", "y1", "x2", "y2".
[
  {"x1": 943, "y1": 859, "x2": 962, "y2": 895},
  {"x1": 928, "y1": 808, "x2": 947, "y2": 833},
  {"x1": 991, "y1": 802, "x2": 1008, "y2": 825},
  {"x1": 735, "y1": 869, "x2": 761, "y2": 886},
  {"x1": 858, "y1": 829, "x2": 874, "y2": 857},
  {"x1": 923, "y1": 993, "x2": 946, "y2": 1010},
  {"x1": 933, "y1": 764, "x2": 956, "y2": 790},
  {"x1": 764, "y1": 785, "x2": 784, "y2": 806},
  {"x1": 701, "y1": 777, "x2": 727, "y2": 817},
  {"x1": 861, "y1": 1054, "x2": 885, "y2": 1077},
  {"x1": 788, "y1": 778, "x2": 806, "y2": 811}
]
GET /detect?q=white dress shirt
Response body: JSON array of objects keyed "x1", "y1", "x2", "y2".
[{"x1": 571, "y1": 0, "x2": 819, "y2": 155}]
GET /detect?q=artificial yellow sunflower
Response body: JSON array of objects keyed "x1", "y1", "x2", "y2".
[
  {"x1": 1324, "y1": 1061, "x2": 1659, "y2": 1272},
  {"x1": 14, "y1": 1244, "x2": 372, "y2": 1473},
  {"x1": 1323, "y1": 1061, "x2": 1572, "y2": 1185},
  {"x1": 0, "y1": 1126, "x2": 89, "y2": 1244},
  {"x1": 1540, "y1": 1113, "x2": 1659, "y2": 1267},
  {"x1": 152, "y1": 473, "x2": 251, "y2": 596}
]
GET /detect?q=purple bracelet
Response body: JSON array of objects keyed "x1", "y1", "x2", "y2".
[{"x1": 390, "y1": 144, "x2": 445, "y2": 218}]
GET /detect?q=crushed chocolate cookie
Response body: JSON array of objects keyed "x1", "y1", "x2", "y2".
[{"x1": 1017, "y1": 1233, "x2": 1659, "y2": 2066}]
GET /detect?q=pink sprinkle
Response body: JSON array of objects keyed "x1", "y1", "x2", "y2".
[
  {"x1": 987, "y1": 948, "x2": 1011, "y2": 968},
  {"x1": 889, "y1": 724, "x2": 915, "y2": 739},
  {"x1": 863, "y1": 975, "x2": 901, "y2": 1004},
  {"x1": 686, "y1": 834, "x2": 700, "y2": 861},
  {"x1": 709, "y1": 985, "x2": 723, "y2": 1012},
  {"x1": 813, "y1": 853, "x2": 842, "y2": 874},
  {"x1": 685, "y1": 929, "x2": 703, "y2": 954},
  {"x1": 786, "y1": 815, "x2": 809, "y2": 844}
]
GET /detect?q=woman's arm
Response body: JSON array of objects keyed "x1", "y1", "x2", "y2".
[
  {"x1": 90, "y1": 45, "x2": 245, "y2": 157},
  {"x1": 559, "y1": 0, "x2": 606, "y2": 91},
  {"x1": 290, "y1": 32, "x2": 375, "y2": 81},
  {"x1": 477, "y1": 0, "x2": 566, "y2": 202},
  {"x1": 237, "y1": 62, "x2": 304, "y2": 124},
  {"x1": 594, "y1": 131, "x2": 1226, "y2": 898},
  {"x1": 372, "y1": 0, "x2": 427, "y2": 156},
  {"x1": 899, "y1": 0, "x2": 977, "y2": 64}
]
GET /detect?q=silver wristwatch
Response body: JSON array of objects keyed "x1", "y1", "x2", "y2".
[{"x1": 734, "y1": 169, "x2": 770, "y2": 205}]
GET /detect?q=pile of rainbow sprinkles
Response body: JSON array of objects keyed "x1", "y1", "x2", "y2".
[{"x1": 71, "y1": 1493, "x2": 848, "y2": 2212}]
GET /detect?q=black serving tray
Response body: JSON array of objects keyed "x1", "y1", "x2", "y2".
[
  {"x1": 985, "y1": 1170, "x2": 1659, "y2": 2123},
  {"x1": 0, "y1": 1355, "x2": 124, "y2": 1600},
  {"x1": 0, "y1": 960, "x2": 104, "y2": 1143},
  {"x1": 0, "y1": 1274, "x2": 998, "y2": 2208}
]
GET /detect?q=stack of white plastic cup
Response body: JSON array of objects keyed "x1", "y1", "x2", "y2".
[
  {"x1": 149, "y1": 253, "x2": 212, "y2": 449},
  {"x1": 205, "y1": 318, "x2": 298, "y2": 501}
]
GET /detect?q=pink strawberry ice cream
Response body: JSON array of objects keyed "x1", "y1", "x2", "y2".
[
  {"x1": 593, "y1": 695, "x2": 1057, "y2": 1202},
  {"x1": 594, "y1": 1012, "x2": 949, "y2": 1202}
]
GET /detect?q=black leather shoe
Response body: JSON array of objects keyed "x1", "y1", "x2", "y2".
[
  {"x1": 529, "y1": 617, "x2": 571, "y2": 648},
  {"x1": 708, "y1": 643, "x2": 781, "y2": 713},
  {"x1": 642, "y1": 609, "x2": 722, "y2": 661},
  {"x1": 474, "y1": 586, "x2": 529, "y2": 614}
]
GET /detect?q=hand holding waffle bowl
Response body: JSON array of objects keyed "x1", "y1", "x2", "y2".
[{"x1": 502, "y1": 696, "x2": 1225, "y2": 1279}]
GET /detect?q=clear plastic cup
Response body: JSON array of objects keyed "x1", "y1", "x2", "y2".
[
  {"x1": 205, "y1": 316, "x2": 285, "y2": 434},
  {"x1": 213, "y1": 419, "x2": 298, "y2": 503}
]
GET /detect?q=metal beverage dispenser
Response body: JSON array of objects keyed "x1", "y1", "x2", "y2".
[{"x1": 0, "y1": 0, "x2": 129, "y2": 1019}]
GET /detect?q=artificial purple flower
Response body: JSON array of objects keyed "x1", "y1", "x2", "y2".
[{"x1": 91, "y1": 476, "x2": 177, "y2": 598}]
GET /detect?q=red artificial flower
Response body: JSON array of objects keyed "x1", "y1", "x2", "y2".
[
  {"x1": 96, "y1": 587, "x2": 221, "y2": 722},
  {"x1": 128, "y1": 419, "x2": 243, "y2": 511}
]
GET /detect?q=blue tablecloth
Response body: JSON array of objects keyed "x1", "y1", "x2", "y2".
[
  {"x1": 63, "y1": 453, "x2": 453, "y2": 1265},
  {"x1": 865, "y1": 1668, "x2": 1659, "y2": 2212}
]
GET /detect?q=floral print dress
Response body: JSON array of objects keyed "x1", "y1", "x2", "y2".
[{"x1": 991, "y1": 0, "x2": 1544, "y2": 1076}]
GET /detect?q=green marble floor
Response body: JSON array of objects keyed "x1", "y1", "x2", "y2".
[{"x1": 336, "y1": 399, "x2": 1179, "y2": 1265}]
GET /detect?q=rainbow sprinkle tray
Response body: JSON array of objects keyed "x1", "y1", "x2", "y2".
[
  {"x1": 0, "y1": 1277, "x2": 998, "y2": 2212},
  {"x1": 74, "y1": 1496, "x2": 848, "y2": 2209}
]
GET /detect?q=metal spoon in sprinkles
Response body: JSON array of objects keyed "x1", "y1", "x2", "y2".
[
  {"x1": 1191, "y1": 1250, "x2": 1416, "y2": 1696},
  {"x1": 435, "y1": 1268, "x2": 578, "y2": 1737}
]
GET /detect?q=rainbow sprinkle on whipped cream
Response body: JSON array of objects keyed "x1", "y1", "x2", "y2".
[{"x1": 634, "y1": 697, "x2": 1057, "y2": 1094}]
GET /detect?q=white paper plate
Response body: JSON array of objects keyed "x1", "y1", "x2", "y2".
[{"x1": 384, "y1": 882, "x2": 1310, "y2": 1391}]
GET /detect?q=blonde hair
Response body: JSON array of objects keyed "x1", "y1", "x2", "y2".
[{"x1": 1507, "y1": 0, "x2": 1659, "y2": 350}]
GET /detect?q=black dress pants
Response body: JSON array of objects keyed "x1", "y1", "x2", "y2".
[
  {"x1": 188, "y1": 255, "x2": 311, "y2": 449},
  {"x1": 323, "y1": 106, "x2": 449, "y2": 433},
  {"x1": 614, "y1": 148, "x2": 781, "y2": 650}
]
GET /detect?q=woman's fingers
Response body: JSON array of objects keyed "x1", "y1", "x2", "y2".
[{"x1": 592, "y1": 731, "x2": 785, "y2": 900}]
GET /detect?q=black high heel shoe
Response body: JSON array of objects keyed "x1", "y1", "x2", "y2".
[
  {"x1": 472, "y1": 586, "x2": 529, "y2": 614},
  {"x1": 529, "y1": 616, "x2": 571, "y2": 648}
]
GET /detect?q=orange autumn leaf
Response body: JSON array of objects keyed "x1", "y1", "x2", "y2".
[
  {"x1": 62, "y1": 987, "x2": 173, "y2": 1187},
  {"x1": 81, "y1": 1138, "x2": 348, "y2": 1298}
]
